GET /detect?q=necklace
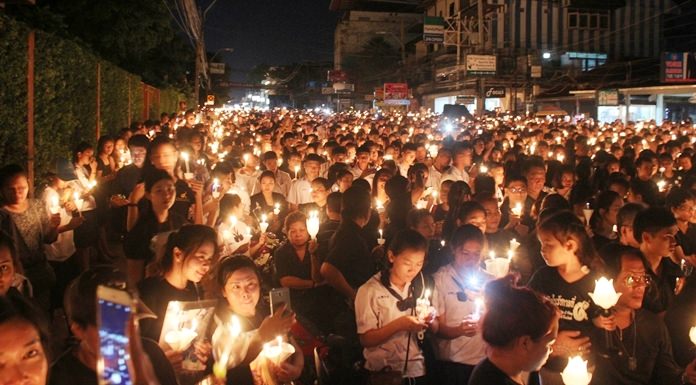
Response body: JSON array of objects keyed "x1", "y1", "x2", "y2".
[{"x1": 614, "y1": 311, "x2": 637, "y2": 371}]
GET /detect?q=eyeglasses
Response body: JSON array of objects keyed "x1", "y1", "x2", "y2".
[
  {"x1": 625, "y1": 274, "x2": 652, "y2": 288},
  {"x1": 677, "y1": 204, "x2": 696, "y2": 212},
  {"x1": 509, "y1": 187, "x2": 527, "y2": 193}
]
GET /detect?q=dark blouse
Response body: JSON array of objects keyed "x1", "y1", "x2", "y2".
[{"x1": 138, "y1": 276, "x2": 203, "y2": 341}]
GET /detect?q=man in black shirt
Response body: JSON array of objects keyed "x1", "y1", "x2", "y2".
[{"x1": 321, "y1": 186, "x2": 373, "y2": 302}]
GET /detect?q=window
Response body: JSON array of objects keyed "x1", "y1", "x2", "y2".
[
  {"x1": 568, "y1": 10, "x2": 609, "y2": 31},
  {"x1": 563, "y1": 52, "x2": 608, "y2": 71},
  {"x1": 449, "y1": 3, "x2": 455, "y2": 17},
  {"x1": 569, "y1": 13, "x2": 578, "y2": 27}
]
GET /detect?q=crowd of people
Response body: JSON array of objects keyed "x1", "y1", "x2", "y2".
[{"x1": 3, "y1": 105, "x2": 696, "y2": 385}]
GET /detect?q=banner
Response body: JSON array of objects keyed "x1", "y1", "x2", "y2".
[
  {"x1": 662, "y1": 52, "x2": 696, "y2": 83},
  {"x1": 423, "y1": 16, "x2": 445, "y2": 44},
  {"x1": 466, "y1": 55, "x2": 497, "y2": 76}
]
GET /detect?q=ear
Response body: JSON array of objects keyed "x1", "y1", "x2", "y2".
[
  {"x1": 173, "y1": 246, "x2": 183, "y2": 262},
  {"x1": 565, "y1": 238, "x2": 579, "y2": 254},
  {"x1": 70, "y1": 322, "x2": 86, "y2": 341},
  {"x1": 516, "y1": 335, "x2": 532, "y2": 352},
  {"x1": 387, "y1": 250, "x2": 395, "y2": 265},
  {"x1": 642, "y1": 231, "x2": 652, "y2": 244}
]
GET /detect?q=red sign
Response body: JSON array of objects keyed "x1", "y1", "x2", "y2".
[
  {"x1": 383, "y1": 83, "x2": 408, "y2": 100},
  {"x1": 327, "y1": 70, "x2": 348, "y2": 82}
]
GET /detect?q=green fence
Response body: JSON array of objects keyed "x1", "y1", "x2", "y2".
[{"x1": 0, "y1": 14, "x2": 188, "y2": 186}]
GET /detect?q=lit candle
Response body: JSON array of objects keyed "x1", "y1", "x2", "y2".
[
  {"x1": 509, "y1": 238, "x2": 520, "y2": 252},
  {"x1": 471, "y1": 297, "x2": 484, "y2": 322},
  {"x1": 294, "y1": 165, "x2": 300, "y2": 179},
  {"x1": 689, "y1": 326, "x2": 696, "y2": 346},
  {"x1": 440, "y1": 240, "x2": 446, "y2": 248},
  {"x1": 560, "y1": 356, "x2": 592, "y2": 385},
  {"x1": 212, "y1": 178, "x2": 221, "y2": 199},
  {"x1": 415, "y1": 289, "x2": 432, "y2": 322},
  {"x1": 306, "y1": 211, "x2": 320, "y2": 240},
  {"x1": 657, "y1": 179, "x2": 666, "y2": 192},
  {"x1": 582, "y1": 203, "x2": 593, "y2": 225},
  {"x1": 375, "y1": 198, "x2": 385, "y2": 212},
  {"x1": 262, "y1": 336, "x2": 295, "y2": 365},
  {"x1": 480, "y1": 164, "x2": 488, "y2": 174},
  {"x1": 213, "y1": 315, "x2": 241, "y2": 380},
  {"x1": 273, "y1": 203, "x2": 280, "y2": 216},
  {"x1": 229, "y1": 215, "x2": 238, "y2": 228},
  {"x1": 511, "y1": 202, "x2": 523, "y2": 217},
  {"x1": 49, "y1": 196, "x2": 60, "y2": 215},
  {"x1": 588, "y1": 277, "x2": 622, "y2": 312},
  {"x1": 181, "y1": 151, "x2": 191, "y2": 174},
  {"x1": 73, "y1": 191, "x2": 83, "y2": 213},
  {"x1": 260, "y1": 214, "x2": 269, "y2": 233},
  {"x1": 377, "y1": 229, "x2": 385, "y2": 245}
]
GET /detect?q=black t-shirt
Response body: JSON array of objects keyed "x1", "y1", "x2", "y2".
[
  {"x1": 676, "y1": 223, "x2": 696, "y2": 256},
  {"x1": 468, "y1": 358, "x2": 541, "y2": 385},
  {"x1": 138, "y1": 276, "x2": 202, "y2": 341},
  {"x1": 49, "y1": 339, "x2": 177, "y2": 385},
  {"x1": 665, "y1": 277, "x2": 696, "y2": 367},
  {"x1": 528, "y1": 266, "x2": 597, "y2": 371},
  {"x1": 172, "y1": 179, "x2": 195, "y2": 220},
  {"x1": 326, "y1": 220, "x2": 374, "y2": 290},
  {"x1": 123, "y1": 209, "x2": 187, "y2": 262},
  {"x1": 591, "y1": 310, "x2": 683, "y2": 385},
  {"x1": 643, "y1": 257, "x2": 681, "y2": 314}
]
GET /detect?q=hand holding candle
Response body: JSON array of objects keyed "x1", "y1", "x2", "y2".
[
  {"x1": 377, "y1": 229, "x2": 385, "y2": 245},
  {"x1": 511, "y1": 202, "x2": 523, "y2": 217},
  {"x1": 260, "y1": 214, "x2": 269, "y2": 233}
]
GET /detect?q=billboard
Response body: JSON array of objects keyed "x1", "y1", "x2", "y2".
[
  {"x1": 466, "y1": 55, "x2": 497, "y2": 76},
  {"x1": 383, "y1": 83, "x2": 409, "y2": 100},
  {"x1": 423, "y1": 16, "x2": 445, "y2": 44},
  {"x1": 597, "y1": 89, "x2": 619, "y2": 106},
  {"x1": 662, "y1": 52, "x2": 696, "y2": 83}
]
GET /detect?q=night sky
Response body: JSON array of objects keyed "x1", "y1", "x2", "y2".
[{"x1": 203, "y1": 0, "x2": 341, "y2": 82}]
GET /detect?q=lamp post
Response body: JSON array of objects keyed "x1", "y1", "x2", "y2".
[{"x1": 210, "y1": 47, "x2": 234, "y2": 63}]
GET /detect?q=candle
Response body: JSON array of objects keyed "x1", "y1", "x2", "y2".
[
  {"x1": 582, "y1": 203, "x2": 593, "y2": 225},
  {"x1": 375, "y1": 198, "x2": 385, "y2": 212},
  {"x1": 440, "y1": 240, "x2": 446, "y2": 248},
  {"x1": 480, "y1": 164, "x2": 488, "y2": 174},
  {"x1": 415, "y1": 288, "x2": 432, "y2": 326},
  {"x1": 560, "y1": 356, "x2": 592, "y2": 385},
  {"x1": 294, "y1": 165, "x2": 300, "y2": 179},
  {"x1": 377, "y1": 229, "x2": 385, "y2": 245},
  {"x1": 657, "y1": 179, "x2": 666, "y2": 192},
  {"x1": 306, "y1": 211, "x2": 320, "y2": 240},
  {"x1": 612, "y1": 224, "x2": 618, "y2": 233},
  {"x1": 509, "y1": 238, "x2": 520, "y2": 252},
  {"x1": 588, "y1": 277, "x2": 622, "y2": 311},
  {"x1": 260, "y1": 214, "x2": 269, "y2": 233},
  {"x1": 49, "y1": 196, "x2": 60, "y2": 215},
  {"x1": 229, "y1": 215, "x2": 238, "y2": 228},
  {"x1": 213, "y1": 315, "x2": 241, "y2": 379},
  {"x1": 73, "y1": 191, "x2": 83, "y2": 213},
  {"x1": 689, "y1": 326, "x2": 696, "y2": 346},
  {"x1": 273, "y1": 203, "x2": 280, "y2": 216},
  {"x1": 262, "y1": 335, "x2": 295, "y2": 365},
  {"x1": 511, "y1": 202, "x2": 523, "y2": 217},
  {"x1": 181, "y1": 152, "x2": 191, "y2": 174},
  {"x1": 471, "y1": 297, "x2": 484, "y2": 322},
  {"x1": 212, "y1": 178, "x2": 221, "y2": 199}
]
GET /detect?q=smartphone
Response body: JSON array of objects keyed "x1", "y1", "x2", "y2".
[
  {"x1": 96, "y1": 285, "x2": 133, "y2": 385},
  {"x1": 269, "y1": 287, "x2": 292, "y2": 315}
]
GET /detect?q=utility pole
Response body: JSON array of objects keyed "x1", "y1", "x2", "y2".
[{"x1": 476, "y1": 0, "x2": 485, "y2": 116}]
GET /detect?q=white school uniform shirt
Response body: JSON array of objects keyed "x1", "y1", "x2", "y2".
[
  {"x1": 427, "y1": 165, "x2": 446, "y2": 190},
  {"x1": 287, "y1": 178, "x2": 313, "y2": 205},
  {"x1": 431, "y1": 264, "x2": 489, "y2": 365},
  {"x1": 441, "y1": 166, "x2": 470, "y2": 185},
  {"x1": 41, "y1": 187, "x2": 75, "y2": 262},
  {"x1": 355, "y1": 272, "x2": 426, "y2": 378}
]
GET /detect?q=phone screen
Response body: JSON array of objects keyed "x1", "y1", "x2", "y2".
[{"x1": 98, "y1": 298, "x2": 132, "y2": 385}]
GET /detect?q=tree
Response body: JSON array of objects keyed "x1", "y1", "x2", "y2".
[
  {"x1": 8, "y1": 0, "x2": 193, "y2": 89},
  {"x1": 342, "y1": 37, "x2": 400, "y2": 94}
]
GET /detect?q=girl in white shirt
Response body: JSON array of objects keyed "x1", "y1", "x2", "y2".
[{"x1": 355, "y1": 229, "x2": 437, "y2": 384}]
